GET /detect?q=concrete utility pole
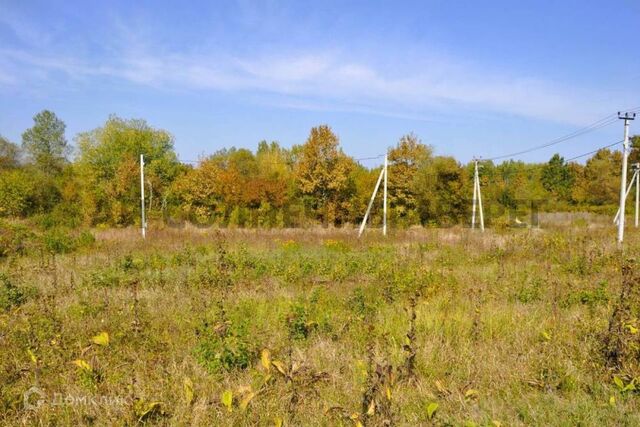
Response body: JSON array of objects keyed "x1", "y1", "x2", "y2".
[
  {"x1": 472, "y1": 160, "x2": 478, "y2": 229},
  {"x1": 358, "y1": 154, "x2": 389, "y2": 237},
  {"x1": 383, "y1": 153, "x2": 388, "y2": 236},
  {"x1": 617, "y1": 112, "x2": 636, "y2": 245},
  {"x1": 614, "y1": 165, "x2": 639, "y2": 225},
  {"x1": 140, "y1": 154, "x2": 146, "y2": 239},
  {"x1": 358, "y1": 166, "x2": 385, "y2": 237},
  {"x1": 635, "y1": 163, "x2": 640, "y2": 228},
  {"x1": 471, "y1": 159, "x2": 485, "y2": 231}
]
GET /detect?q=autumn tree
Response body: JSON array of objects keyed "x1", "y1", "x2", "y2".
[
  {"x1": 414, "y1": 156, "x2": 467, "y2": 225},
  {"x1": 630, "y1": 135, "x2": 640, "y2": 165},
  {"x1": 0, "y1": 136, "x2": 20, "y2": 169},
  {"x1": 571, "y1": 149, "x2": 620, "y2": 206},
  {"x1": 387, "y1": 133, "x2": 432, "y2": 225},
  {"x1": 295, "y1": 125, "x2": 354, "y2": 226},
  {"x1": 349, "y1": 164, "x2": 383, "y2": 226},
  {"x1": 172, "y1": 143, "x2": 292, "y2": 226},
  {"x1": 76, "y1": 116, "x2": 181, "y2": 225},
  {"x1": 541, "y1": 154, "x2": 574, "y2": 200},
  {"x1": 22, "y1": 110, "x2": 68, "y2": 174}
]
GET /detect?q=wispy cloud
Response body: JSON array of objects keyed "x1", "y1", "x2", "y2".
[{"x1": 0, "y1": 13, "x2": 626, "y2": 126}]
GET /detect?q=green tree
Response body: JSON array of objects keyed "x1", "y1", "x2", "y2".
[
  {"x1": 76, "y1": 116, "x2": 181, "y2": 225},
  {"x1": 0, "y1": 136, "x2": 20, "y2": 170},
  {"x1": 630, "y1": 135, "x2": 640, "y2": 165},
  {"x1": 541, "y1": 154, "x2": 574, "y2": 200},
  {"x1": 572, "y1": 149, "x2": 620, "y2": 206},
  {"x1": 0, "y1": 169, "x2": 36, "y2": 217},
  {"x1": 387, "y1": 133, "x2": 432, "y2": 225},
  {"x1": 21, "y1": 110, "x2": 68, "y2": 174},
  {"x1": 294, "y1": 125, "x2": 354, "y2": 226},
  {"x1": 414, "y1": 156, "x2": 467, "y2": 225}
]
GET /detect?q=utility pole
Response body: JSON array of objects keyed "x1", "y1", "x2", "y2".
[
  {"x1": 471, "y1": 159, "x2": 485, "y2": 231},
  {"x1": 140, "y1": 154, "x2": 146, "y2": 239},
  {"x1": 478, "y1": 163, "x2": 484, "y2": 232},
  {"x1": 635, "y1": 163, "x2": 640, "y2": 228},
  {"x1": 613, "y1": 165, "x2": 639, "y2": 225},
  {"x1": 383, "y1": 153, "x2": 388, "y2": 236},
  {"x1": 617, "y1": 112, "x2": 636, "y2": 245},
  {"x1": 358, "y1": 165, "x2": 385, "y2": 237},
  {"x1": 471, "y1": 160, "x2": 478, "y2": 229}
]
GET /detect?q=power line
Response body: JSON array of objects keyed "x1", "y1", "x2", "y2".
[
  {"x1": 355, "y1": 154, "x2": 385, "y2": 161},
  {"x1": 564, "y1": 140, "x2": 623, "y2": 162},
  {"x1": 177, "y1": 108, "x2": 640, "y2": 167},
  {"x1": 484, "y1": 113, "x2": 620, "y2": 161},
  {"x1": 179, "y1": 153, "x2": 386, "y2": 165}
]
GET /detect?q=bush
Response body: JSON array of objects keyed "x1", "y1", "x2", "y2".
[
  {"x1": 87, "y1": 268, "x2": 122, "y2": 288},
  {"x1": 562, "y1": 281, "x2": 609, "y2": 308},
  {"x1": 0, "y1": 274, "x2": 27, "y2": 311},
  {"x1": 42, "y1": 228, "x2": 95, "y2": 254},
  {"x1": 0, "y1": 169, "x2": 36, "y2": 217},
  {"x1": 287, "y1": 302, "x2": 317, "y2": 340},
  {"x1": 43, "y1": 228, "x2": 77, "y2": 254},
  {"x1": 194, "y1": 320, "x2": 255, "y2": 373},
  {"x1": 0, "y1": 221, "x2": 34, "y2": 257},
  {"x1": 77, "y1": 230, "x2": 96, "y2": 248}
]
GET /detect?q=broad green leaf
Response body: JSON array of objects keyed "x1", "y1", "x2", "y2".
[
  {"x1": 623, "y1": 380, "x2": 636, "y2": 392},
  {"x1": 73, "y1": 359, "x2": 92, "y2": 372},
  {"x1": 92, "y1": 331, "x2": 110, "y2": 346},
  {"x1": 426, "y1": 402, "x2": 439, "y2": 419},
  {"x1": 221, "y1": 390, "x2": 233, "y2": 412},
  {"x1": 613, "y1": 376, "x2": 624, "y2": 390}
]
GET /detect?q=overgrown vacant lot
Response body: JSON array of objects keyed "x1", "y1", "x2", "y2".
[{"x1": 2, "y1": 225, "x2": 640, "y2": 426}]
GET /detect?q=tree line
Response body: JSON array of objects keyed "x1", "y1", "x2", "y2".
[{"x1": 1, "y1": 110, "x2": 638, "y2": 229}]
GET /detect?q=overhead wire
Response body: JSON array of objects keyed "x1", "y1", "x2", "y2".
[
  {"x1": 483, "y1": 113, "x2": 620, "y2": 161},
  {"x1": 176, "y1": 109, "x2": 640, "y2": 168},
  {"x1": 564, "y1": 140, "x2": 623, "y2": 162}
]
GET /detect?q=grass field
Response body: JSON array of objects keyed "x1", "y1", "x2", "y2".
[{"x1": 2, "y1": 223, "x2": 640, "y2": 426}]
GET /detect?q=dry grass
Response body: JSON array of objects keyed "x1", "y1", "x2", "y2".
[{"x1": 2, "y1": 224, "x2": 640, "y2": 426}]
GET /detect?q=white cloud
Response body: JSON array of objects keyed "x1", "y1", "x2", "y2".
[{"x1": 0, "y1": 35, "x2": 626, "y2": 126}]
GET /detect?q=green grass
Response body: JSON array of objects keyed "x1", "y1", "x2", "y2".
[{"x1": 2, "y1": 225, "x2": 640, "y2": 426}]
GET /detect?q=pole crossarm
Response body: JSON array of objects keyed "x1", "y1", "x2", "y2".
[{"x1": 617, "y1": 112, "x2": 636, "y2": 245}]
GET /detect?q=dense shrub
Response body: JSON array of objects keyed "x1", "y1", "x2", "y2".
[
  {"x1": 194, "y1": 319, "x2": 256, "y2": 373},
  {"x1": 42, "y1": 227, "x2": 95, "y2": 254},
  {"x1": 0, "y1": 221, "x2": 35, "y2": 257},
  {"x1": 0, "y1": 274, "x2": 27, "y2": 311}
]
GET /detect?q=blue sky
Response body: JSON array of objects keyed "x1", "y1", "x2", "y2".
[{"x1": 1, "y1": 0, "x2": 639, "y2": 165}]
